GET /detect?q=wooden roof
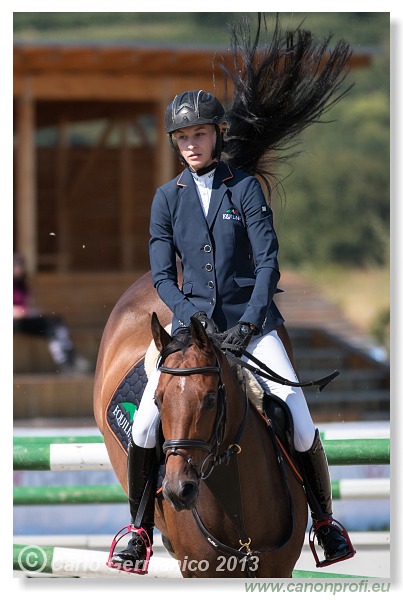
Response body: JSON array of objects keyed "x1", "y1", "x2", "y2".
[
  {"x1": 13, "y1": 44, "x2": 228, "y2": 74},
  {"x1": 13, "y1": 43, "x2": 373, "y2": 74},
  {"x1": 14, "y1": 43, "x2": 373, "y2": 103}
]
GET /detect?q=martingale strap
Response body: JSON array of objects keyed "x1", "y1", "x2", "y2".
[
  {"x1": 192, "y1": 506, "x2": 258, "y2": 562},
  {"x1": 203, "y1": 446, "x2": 248, "y2": 543},
  {"x1": 192, "y1": 448, "x2": 259, "y2": 577},
  {"x1": 192, "y1": 420, "x2": 296, "y2": 578}
]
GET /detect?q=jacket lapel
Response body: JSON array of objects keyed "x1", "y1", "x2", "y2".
[
  {"x1": 176, "y1": 163, "x2": 235, "y2": 230},
  {"x1": 176, "y1": 169, "x2": 208, "y2": 227},
  {"x1": 206, "y1": 163, "x2": 234, "y2": 229}
]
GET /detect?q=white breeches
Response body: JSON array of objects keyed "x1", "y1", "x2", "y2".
[{"x1": 131, "y1": 329, "x2": 315, "y2": 452}]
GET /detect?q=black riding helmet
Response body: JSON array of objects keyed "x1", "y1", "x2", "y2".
[{"x1": 165, "y1": 90, "x2": 226, "y2": 165}]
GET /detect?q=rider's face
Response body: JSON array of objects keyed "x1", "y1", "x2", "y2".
[{"x1": 173, "y1": 124, "x2": 216, "y2": 171}]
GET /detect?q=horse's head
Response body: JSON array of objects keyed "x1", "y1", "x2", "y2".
[{"x1": 151, "y1": 312, "x2": 228, "y2": 512}]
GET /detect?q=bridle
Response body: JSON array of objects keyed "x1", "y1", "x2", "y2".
[
  {"x1": 157, "y1": 349, "x2": 248, "y2": 480},
  {"x1": 154, "y1": 340, "x2": 297, "y2": 576}
]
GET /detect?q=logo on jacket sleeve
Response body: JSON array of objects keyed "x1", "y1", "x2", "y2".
[{"x1": 223, "y1": 208, "x2": 241, "y2": 221}]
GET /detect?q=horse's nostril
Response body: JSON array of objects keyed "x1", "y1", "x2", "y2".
[
  {"x1": 162, "y1": 478, "x2": 199, "y2": 511},
  {"x1": 180, "y1": 481, "x2": 198, "y2": 501}
]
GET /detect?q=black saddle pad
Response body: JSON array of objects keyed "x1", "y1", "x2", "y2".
[{"x1": 106, "y1": 356, "x2": 148, "y2": 453}]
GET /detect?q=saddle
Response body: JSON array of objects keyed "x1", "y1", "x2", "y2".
[
  {"x1": 233, "y1": 364, "x2": 299, "y2": 466},
  {"x1": 263, "y1": 391, "x2": 296, "y2": 457}
]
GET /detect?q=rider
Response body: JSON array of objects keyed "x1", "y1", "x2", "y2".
[{"x1": 108, "y1": 90, "x2": 355, "y2": 572}]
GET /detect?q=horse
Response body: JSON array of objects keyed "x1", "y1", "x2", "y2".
[{"x1": 93, "y1": 270, "x2": 308, "y2": 577}]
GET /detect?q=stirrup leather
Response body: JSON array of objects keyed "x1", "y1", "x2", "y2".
[
  {"x1": 106, "y1": 524, "x2": 152, "y2": 574},
  {"x1": 309, "y1": 516, "x2": 356, "y2": 568}
]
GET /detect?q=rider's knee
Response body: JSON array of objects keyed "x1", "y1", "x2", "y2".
[{"x1": 293, "y1": 426, "x2": 316, "y2": 453}]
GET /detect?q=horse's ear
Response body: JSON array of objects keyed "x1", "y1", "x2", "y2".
[
  {"x1": 151, "y1": 312, "x2": 172, "y2": 352},
  {"x1": 190, "y1": 316, "x2": 213, "y2": 355}
]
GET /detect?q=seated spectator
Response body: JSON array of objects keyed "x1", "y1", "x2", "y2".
[{"x1": 13, "y1": 252, "x2": 90, "y2": 374}]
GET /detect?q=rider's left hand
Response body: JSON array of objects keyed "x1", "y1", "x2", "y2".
[{"x1": 220, "y1": 323, "x2": 256, "y2": 356}]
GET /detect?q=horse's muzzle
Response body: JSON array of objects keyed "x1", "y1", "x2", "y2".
[{"x1": 162, "y1": 478, "x2": 199, "y2": 512}]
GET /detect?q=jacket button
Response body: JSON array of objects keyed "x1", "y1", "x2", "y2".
[
  {"x1": 203, "y1": 244, "x2": 212, "y2": 253},
  {"x1": 208, "y1": 281, "x2": 215, "y2": 289},
  {"x1": 205, "y1": 263, "x2": 213, "y2": 271},
  {"x1": 210, "y1": 299, "x2": 215, "y2": 305}
]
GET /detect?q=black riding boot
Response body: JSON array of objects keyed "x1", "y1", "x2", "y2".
[
  {"x1": 109, "y1": 442, "x2": 157, "y2": 572},
  {"x1": 298, "y1": 429, "x2": 355, "y2": 566}
]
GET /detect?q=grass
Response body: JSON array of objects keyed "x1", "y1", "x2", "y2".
[{"x1": 300, "y1": 264, "x2": 390, "y2": 338}]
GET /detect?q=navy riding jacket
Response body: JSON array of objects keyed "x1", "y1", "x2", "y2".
[{"x1": 149, "y1": 161, "x2": 284, "y2": 334}]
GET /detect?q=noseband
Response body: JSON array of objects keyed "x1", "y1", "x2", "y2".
[{"x1": 157, "y1": 355, "x2": 233, "y2": 480}]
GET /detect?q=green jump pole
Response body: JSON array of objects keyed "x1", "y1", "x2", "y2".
[{"x1": 323, "y1": 438, "x2": 390, "y2": 465}]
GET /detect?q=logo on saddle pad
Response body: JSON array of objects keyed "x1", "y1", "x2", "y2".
[
  {"x1": 106, "y1": 358, "x2": 148, "y2": 453},
  {"x1": 111, "y1": 403, "x2": 135, "y2": 438}
]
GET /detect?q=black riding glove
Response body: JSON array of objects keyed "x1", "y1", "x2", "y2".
[
  {"x1": 220, "y1": 323, "x2": 255, "y2": 356},
  {"x1": 192, "y1": 311, "x2": 219, "y2": 336}
]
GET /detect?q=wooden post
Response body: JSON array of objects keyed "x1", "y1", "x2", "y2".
[
  {"x1": 56, "y1": 119, "x2": 69, "y2": 272},
  {"x1": 154, "y1": 80, "x2": 176, "y2": 192},
  {"x1": 120, "y1": 119, "x2": 133, "y2": 271},
  {"x1": 16, "y1": 77, "x2": 36, "y2": 274}
]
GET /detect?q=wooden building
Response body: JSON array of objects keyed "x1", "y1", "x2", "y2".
[
  {"x1": 13, "y1": 43, "x2": 371, "y2": 275},
  {"x1": 13, "y1": 43, "x2": 389, "y2": 424}
]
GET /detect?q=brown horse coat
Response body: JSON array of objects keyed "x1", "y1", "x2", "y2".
[{"x1": 94, "y1": 271, "x2": 307, "y2": 577}]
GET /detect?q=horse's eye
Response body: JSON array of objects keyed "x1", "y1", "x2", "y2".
[
  {"x1": 154, "y1": 394, "x2": 161, "y2": 408},
  {"x1": 204, "y1": 393, "x2": 216, "y2": 409}
]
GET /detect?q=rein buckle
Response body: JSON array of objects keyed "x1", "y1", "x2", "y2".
[{"x1": 239, "y1": 536, "x2": 253, "y2": 556}]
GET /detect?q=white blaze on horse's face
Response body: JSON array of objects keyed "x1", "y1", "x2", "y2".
[
  {"x1": 160, "y1": 373, "x2": 203, "y2": 512},
  {"x1": 178, "y1": 377, "x2": 186, "y2": 392},
  {"x1": 159, "y1": 348, "x2": 221, "y2": 513}
]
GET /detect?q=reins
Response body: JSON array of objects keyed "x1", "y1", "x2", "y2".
[{"x1": 220, "y1": 342, "x2": 339, "y2": 391}]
